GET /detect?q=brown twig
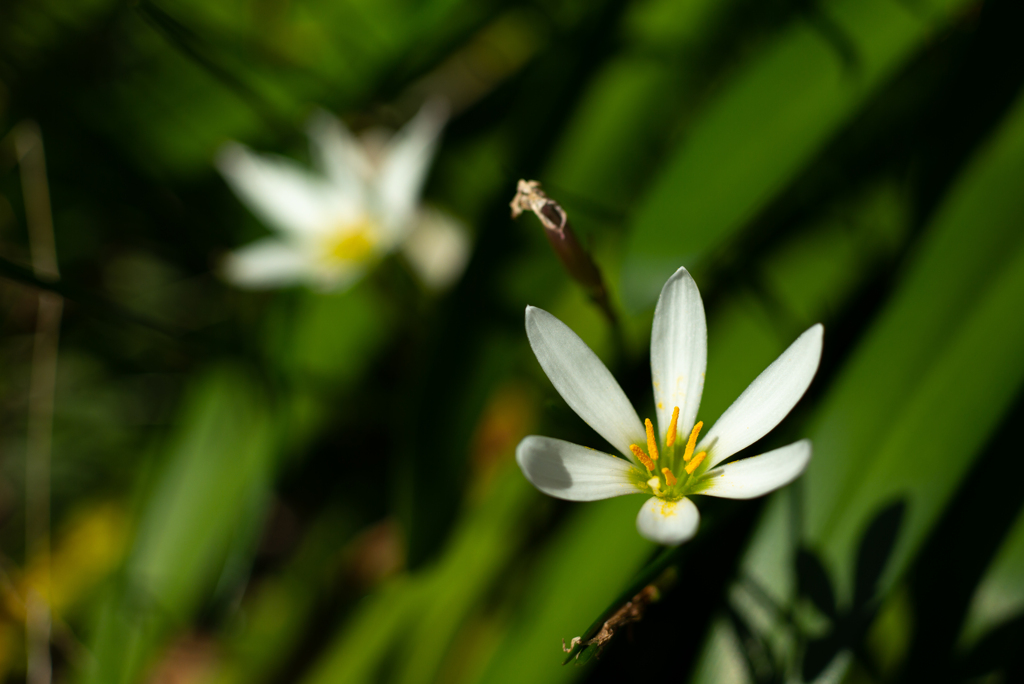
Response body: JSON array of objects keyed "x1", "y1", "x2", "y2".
[{"x1": 562, "y1": 584, "x2": 661, "y2": 660}]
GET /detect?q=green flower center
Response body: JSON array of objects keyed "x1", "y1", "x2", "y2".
[
  {"x1": 321, "y1": 218, "x2": 379, "y2": 265},
  {"x1": 629, "y1": 406, "x2": 712, "y2": 500}
]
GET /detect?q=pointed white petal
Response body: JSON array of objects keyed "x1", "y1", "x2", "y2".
[
  {"x1": 401, "y1": 207, "x2": 470, "y2": 291},
  {"x1": 651, "y1": 267, "x2": 707, "y2": 446},
  {"x1": 698, "y1": 440, "x2": 811, "y2": 499},
  {"x1": 377, "y1": 99, "x2": 448, "y2": 234},
  {"x1": 217, "y1": 143, "x2": 349, "y2": 236},
  {"x1": 221, "y1": 239, "x2": 310, "y2": 289},
  {"x1": 526, "y1": 306, "x2": 646, "y2": 460},
  {"x1": 306, "y1": 109, "x2": 373, "y2": 203},
  {"x1": 636, "y1": 496, "x2": 700, "y2": 545},
  {"x1": 515, "y1": 436, "x2": 638, "y2": 501},
  {"x1": 700, "y1": 324, "x2": 823, "y2": 467}
]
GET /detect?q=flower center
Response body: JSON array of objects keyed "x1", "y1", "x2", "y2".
[
  {"x1": 630, "y1": 406, "x2": 708, "y2": 499},
  {"x1": 322, "y1": 219, "x2": 379, "y2": 264}
]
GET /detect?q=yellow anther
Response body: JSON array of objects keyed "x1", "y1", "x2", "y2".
[
  {"x1": 630, "y1": 444, "x2": 655, "y2": 471},
  {"x1": 645, "y1": 419, "x2": 659, "y2": 462},
  {"x1": 683, "y1": 421, "x2": 704, "y2": 462},
  {"x1": 665, "y1": 406, "x2": 680, "y2": 447},
  {"x1": 661, "y1": 467, "x2": 677, "y2": 486},
  {"x1": 685, "y1": 451, "x2": 707, "y2": 475}
]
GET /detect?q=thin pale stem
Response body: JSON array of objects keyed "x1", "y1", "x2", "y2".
[{"x1": 14, "y1": 121, "x2": 61, "y2": 684}]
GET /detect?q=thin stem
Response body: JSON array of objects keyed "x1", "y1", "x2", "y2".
[{"x1": 14, "y1": 120, "x2": 61, "y2": 684}]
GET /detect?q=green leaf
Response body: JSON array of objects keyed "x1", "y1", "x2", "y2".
[
  {"x1": 804, "y1": 89, "x2": 1024, "y2": 597},
  {"x1": 622, "y1": 0, "x2": 973, "y2": 308},
  {"x1": 80, "y1": 364, "x2": 277, "y2": 684},
  {"x1": 300, "y1": 468, "x2": 537, "y2": 684},
  {"x1": 392, "y1": 470, "x2": 537, "y2": 684},
  {"x1": 474, "y1": 495, "x2": 654, "y2": 684},
  {"x1": 692, "y1": 84, "x2": 1024, "y2": 684},
  {"x1": 208, "y1": 507, "x2": 362, "y2": 684},
  {"x1": 268, "y1": 285, "x2": 393, "y2": 388},
  {"x1": 301, "y1": 577, "x2": 429, "y2": 684},
  {"x1": 961, "y1": 509, "x2": 1024, "y2": 645}
]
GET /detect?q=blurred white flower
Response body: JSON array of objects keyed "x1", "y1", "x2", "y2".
[
  {"x1": 216, "y1": 101, "x2": 469, "y2": 291},
  {"x1": 516, "y1": 267, "x2": 823, "y2": 545}
]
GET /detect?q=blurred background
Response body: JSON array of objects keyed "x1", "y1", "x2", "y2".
[{"x1": 1, "y1": 0, "x2": 1023, "y2": 682}]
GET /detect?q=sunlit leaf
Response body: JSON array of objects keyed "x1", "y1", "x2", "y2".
[
  {"x1": 960, "y1": 509, "x2": 1024, "y2": 645},
  {"x1": 81, "y1": 365, "x2": 277, "y2": 684},
  {"x1": 622, "y1": 0, "x2": 974, "y2": 307},
  {"x1": 302, "y1": 469, "x2": 536, "y2": 684},
  {"x1": 474, "y1": 495, "x2": 654, "y2": 684},
  {"x1": 805, "y1": 90, "x2": 1024, "y2": 597}
]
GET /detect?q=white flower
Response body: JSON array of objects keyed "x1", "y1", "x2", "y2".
[
  {"x1": 216, "y1": 100, "x2": 469, "y2": 291},
  {"x1": 516, "y1": 267, "x2": 823, "y2": 545}
]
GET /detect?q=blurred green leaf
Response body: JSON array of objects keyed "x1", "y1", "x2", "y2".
[
  {"x1": 268, "y1": 285, "x2": 394, "y2": 387},
  {"x1": 544, "y1": 55, "x2": 679, "y2": 211},
  {"x1": 302, "y1": 467, "x2": 536, "y2": 684},
  {"x1": 622, "y1": 0, "x2": 973, "y2": 307},
  {"x1": 710, "y1": 183, "x2": 915, "y2": 627},
  {"x1": 393, "y1": 469, "x2": 535, "y2": 684},
  {"x1": 690, "y1": 84, "x2": 1024, "y2": 683},
  {"x1": 960, "y1": 508, "x2": 1024, "y2": 645},
  {"x1": 475, "y1": 495, "x2": 654, "y2": 684},
  {"x1": 804, "y1": 88, "x2": 1024, "y2": 598},
  {"x1": 210, "y1": 506, "x2": 361, "y2": 684},
  {"x1": 402, "y1": 327, "x2": 525, "y2": 566},
  {"x1": 81, "y1": 364, "x2": 277, "y2": 684},
  {"x1": 758, "y1": 181, "x2": 910, "y2": 322},
  {"x1": 302, "y1": 576, "x2": 427, "y2": 684}
]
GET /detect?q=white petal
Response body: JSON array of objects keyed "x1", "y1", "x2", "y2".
[
  {"x1": 700, "y1": 324, "x2": 823, "y2": 467},
  {"x1": 307, "y1": 262, "x2": 368, "y2": 293},
  {"x1": 221, "y1": 238, "x2": 368, "y2": 292},
  {"x1": 698, "y1": 440, "x2": 811, "y2": 499},
  {"x1": 221, "y1": 239, "x2": 310, "y2": 289},
  {"x1": 217, "y1": 143, "x2": 352, "y2": 236},
  {"x1": 651, "y1": 267, "x2": 707, "y2": 447},
  {"x1": 525, "y1": 306, "x2": 646, "y2": 460},
  {"x1": 377, "y1": 99, "x2": 448, "y2": 234},
  {"x1": 306, "y1": 109, "x2": 373, "y2": 203},
  {"x1": 636, "y1": 496, "x2": 700, "y2": 545},
  {"x1": 401, "y1": 207, "x2": 471, "y2": 291},
  {"x1": 515, "y1": 436, "x2": 637, "y2": 501}
]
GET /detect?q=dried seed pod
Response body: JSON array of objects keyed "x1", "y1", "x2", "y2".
[{"x1": 510, "y1": 180, "x2": 616, "y2": 324}]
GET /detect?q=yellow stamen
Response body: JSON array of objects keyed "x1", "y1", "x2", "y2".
[
  {"x1": 630, "y1": 444, "x2": 655, "y2": 471},
  {"x1": 683, "y1": 420, "x2": 704, "y2": 462},
  {"x1": 684, "y1": 451, "x2": 707, "y2": 475},
  {"x1": 665, "y1": 406, "x2": 680, "y2": 447},
  {"x1": 645, "y1": 419, "x2": 659, "y2": 462},
  {"x1": 661, "y1": 467, "x2": 677, "y2": 486}
]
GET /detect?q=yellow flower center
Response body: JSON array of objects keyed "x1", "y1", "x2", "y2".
[
  {"x1": 322, "y1": 219, "x2": 379, "y2": 264},
  {"x1": 630, "y1": 406, "x2": 709, "y2": 499}
]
